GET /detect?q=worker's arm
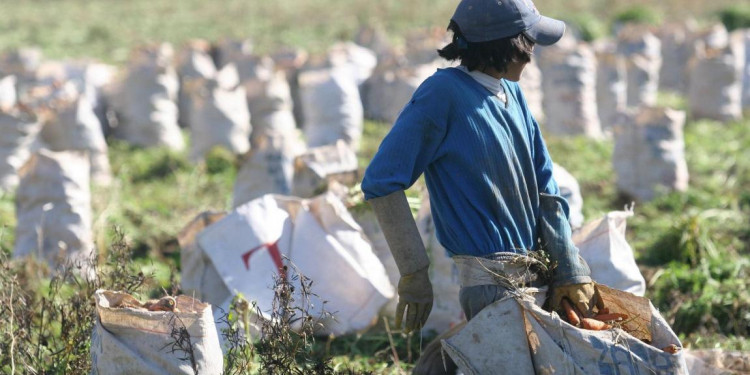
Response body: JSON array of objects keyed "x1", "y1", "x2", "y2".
[
  {"x1": 369, "y1": 190, "x2": 433, "y2": 333},
  {"x1": 539, "y1": 193, "x2": 603, "y2": 316}
]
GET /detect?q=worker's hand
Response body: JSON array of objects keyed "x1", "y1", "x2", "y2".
[
  {"x1": 395, "y1": 266, "x2": 433, "y2": 333},
  {"x1": 549, "y1": 282, "x2": 603, "y2": 318}
]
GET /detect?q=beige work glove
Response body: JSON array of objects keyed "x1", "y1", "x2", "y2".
[
  {"x1": 395, "y1": 266, "x2": 433, "y2": 333},
  {"x1": 549, "y1": 282, "x2": 603, "y2": 318}
]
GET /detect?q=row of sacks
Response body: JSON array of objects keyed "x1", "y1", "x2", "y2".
[
  {"x1": 527, "y1": 23, "x2": 750, "y2": 140},
  {"x1": 0, "y1": 70, "x2": 112, "y2": 193}
]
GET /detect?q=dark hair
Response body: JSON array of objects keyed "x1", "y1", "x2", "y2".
[{"x1": 437, "y1": 20, "x2": 535, "y2": 73}]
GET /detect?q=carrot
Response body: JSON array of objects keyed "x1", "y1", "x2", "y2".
[
  {"x1": 598, "y1": 307, "x2": 610, "y2": 315},
  {"x1": 581, "y1": 318, "x2": 612, "y2": 331},
  {"x1": 561, "y1": 298, "x2": 581, "y2": 327},
  {"x1": 662, "y1": 344, "x2": 681, "y2": 354},
  {"x1": 594, "y1": 313, "x2": 629, "y2": 322}
]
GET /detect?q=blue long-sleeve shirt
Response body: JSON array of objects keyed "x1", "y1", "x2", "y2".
[{"x1": 362, "y1": 67, "x2": 566, "y2": 258}]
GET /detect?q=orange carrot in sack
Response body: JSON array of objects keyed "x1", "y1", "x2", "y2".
[
  {"x1": 662, "y1": 344, "x2": 681, "y2": 354},
  {"x1": 581, "y1": 318, "x2": 612, "y2": 331},
  {"x1": 598, "y1": 307, "x2": 610, "y2": 315},
  {"x1": 561, "y1": 298, "x2": 581, "y2": 326},
  {"x1": 594, "y1": 313, "x2": 629, "y2": 322}
]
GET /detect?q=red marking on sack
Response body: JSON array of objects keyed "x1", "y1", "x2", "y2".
[{"x1": 242, "y1": 240, "x2": 285, "y2": 277}]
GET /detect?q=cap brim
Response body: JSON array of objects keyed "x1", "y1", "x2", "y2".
[{"x1": 523, "y1": 16, "x2": 566, "y2": 46}]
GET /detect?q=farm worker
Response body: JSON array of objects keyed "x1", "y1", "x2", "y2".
[{"x1": 362, "y1": 0, "x2": 602, "y2": 332}]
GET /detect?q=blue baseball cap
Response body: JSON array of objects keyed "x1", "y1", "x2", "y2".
[{"x1": 451, "y1": 0, "x2": 566, "y2": 45}]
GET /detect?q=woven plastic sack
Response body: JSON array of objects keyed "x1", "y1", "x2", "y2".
[
  {"x1": 13, "y1": 149, "x2": 93, "y2": 269},
  {"x1": 90, "y1": 290, "x2": 223, "y2": 375},
  {"x1": 415, "y1": 192, "x2": 466, "y2": 333},
  {"x1": 291, "y1": 140, "x2": 358, "y2": 199},
  {"x1": 656, "y1": 23, "x2": 694, "y2": 93},
  {"x1": 298, "y1": 66, "x2": 363, "y2": 149},
  {"x1": 518, "y1": 59, "x2": 544, "y2": 124},
  {"x1": 176, "y1": 40, "x2": 217, "y2": 129},
  {"x1": 617, "y1": 26, "x2": 662, "y2": 108},
  {"x1": 442, "y1": 286, "x2": 687, "y2": 375},
  {"x1": 185, "y1": 63, "x2": 251, "y2": 162},
  {"x1": 110, "y1": 43, "x2": 184, "y2": 150},
  {"x1": 594, "y1": 40, "x2": 627, "y2": 134},
  {"x1": 195, "y1": 193, "x2": 394, "y2": 337},
  {"x1": 179, "y1": 211, "x2": 230, "y2": 307},
  {"x1": 232, "y1": 129, "x2": 305, "y2": 208},
  {"x1": 537, "y1": 35, "x2": 602, "y2": 138},
  {"x1": 687, "y1": 41, "x2": 743, "y2": 122},
  {"x1": 573, "y1": 209, "x2": 646, "y2": 296},
  {"x1": 553, "y1": 163, "x2": 584, "y2": 230},
  {"x1": 38, "y1": 90, "x2": 111, "y2": 185},
  {"x1": 613, "y1": 107, "x2": 689, "y2": 201},
  {"x1": 0, "y1": 78, "x2": 42, "y2": 191},
  {"x1": 361, "y1": 61, "x2": 438, "y2": 124}
]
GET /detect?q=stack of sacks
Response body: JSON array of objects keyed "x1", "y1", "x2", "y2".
[
  {"x1": 110, "y1": 43, "x2": 184, "y2": 150},
  {"x1": 176, "y1": 39, "x2": 216, "y2": 129},
  {"x1": 593, "y1": 39, "x2": 627, "y2": 134},
  {"x1": 738, "y1": 29, "x2": 750, "y2": 112},
  {"x1": 232, "y1": 129, "x2": 305, "y2": 208},
  {"x1": 298, "y1": 63, "x2": 364, "y2": 150},
  {"x1": 612, "y1": 106, "x2": 689, "y2": 201},
  {"x1": 24, "y1": 79, "x2": 112, "y2": 185},
  {"x1": 552, "y1": 163, "x2": 584, "y2": 230},
  {"x1": 656, "y1": 22, "x2": 696, "y2": 94},
  {"x1": 0, "y1": 75, "x2": 42, "y2": 191},
  {"x1": 14, "y1": 149, "x2": 93, "y2": 272},
  {"x1": 184, "y1": 62, "x2": 251, "y2": 162},
  {"x1": 35, "y1": 60, "x2": 117, "y2": 135},
  {"x1": 517, "y1": 59, "x2": 544, "y2": 125},
  {"x1": 687, "y1": 24, "x2": 743, "y2": 122},
  {"x1": 241, "y1": 55, "x2": 298, "y2": 147},
  {"x1": 616, "y1": 25, "x2": 662, "y2": 108},
  {"x1": 537, "y1": 34, "x2": 602, "y2": 138},
  {"x1": 361, "y1": 58, "x2": 441, "y2": 125}
]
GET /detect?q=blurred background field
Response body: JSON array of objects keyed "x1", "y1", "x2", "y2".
[{"x1": 1, "y1": 0, "x2": 750, "y2": 373}]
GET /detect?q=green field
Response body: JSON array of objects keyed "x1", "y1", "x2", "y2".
[{"x1": 1, "y1": 0, "x2": 749, "y2": 373}]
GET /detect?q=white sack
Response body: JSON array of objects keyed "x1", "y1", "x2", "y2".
[
  {"x1": 416, "y1": 193, "x2": 466, "y2": 333},
  {"x1": 178, "y1": 211, "x2": 230, "y2": 307},
  {"x1": 0, "y1": 82, "x2": 42, "y2": 191},
  {"x1": 291, "y1": 140, "x2": 358, "y2": 198},
  {"x1": 518, "y1": 59, "x2": 544, "y2": 125},
  {"x1": 442, "y1": 291, "x2": 687, "y2": 375},
  {"x1": 111, "y1": 43, "x2": 184, "y2": 150},
  {"x1": 39, "y1": 93, "x2": 112, "y2": 185},
  {"x1": 553, "y1": 162, "x2": 584, "y2": 230},
  {"x1": 239, "y1": 57, "x2": 298, "y2": 147},
  {"x1": 573, "y1": 209, "x2": 646, "y2": 296},
  {"x1": 298, "y1": 66, "x2": 363, "y2": 149},
  {"x1": 617, "y1": 26, "x2": 662, "y2": 108},
  {"x1": 361, "y1": 62, "x2": 438, "y2": 125},
  {"x1": 594, "y1": 40, "x2": 627, "y2": 134},
  {"x1": 196, "y1": 193, "x2": 394, "y2": 337},
  {"x1": 538, "y1": 37, "x2": 602, "y2": 138},
  {"x1": 90, "y1": 290, "x2": 223, "y2": 375},
  {"x1": 687, "y1": 44, "x2": 743, "y2": 122},
  {"x1": 13, "y1": 149, "x2": 93, "y2": 269},
  {"x1": 186, "y1": 63, "x2": 251, "y2": 162},
  {"x1": 348, "y1": 205, "x2": 400, "y2": 317},
  {"x1": 739, "y1": 29, "x2": 750, "y2": 112},
  {"x1": 232, "y1": 129, "x2": 305, "y2": 208},
  {"x1": 0, "y1": 48, "x2": 42, "y2": 83},
  {"x1": 613, "y1": 107, "x2": 689, "y2": 201},
  {"x1": 327, "y1": 41, "x2": 378, "y2": 85},
  {"x1": 657, "y1": 24, "x2": 694, "y2": 93},
  {"x1": 177, "y1": 40, "x2": 217, "y2": 129}
]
